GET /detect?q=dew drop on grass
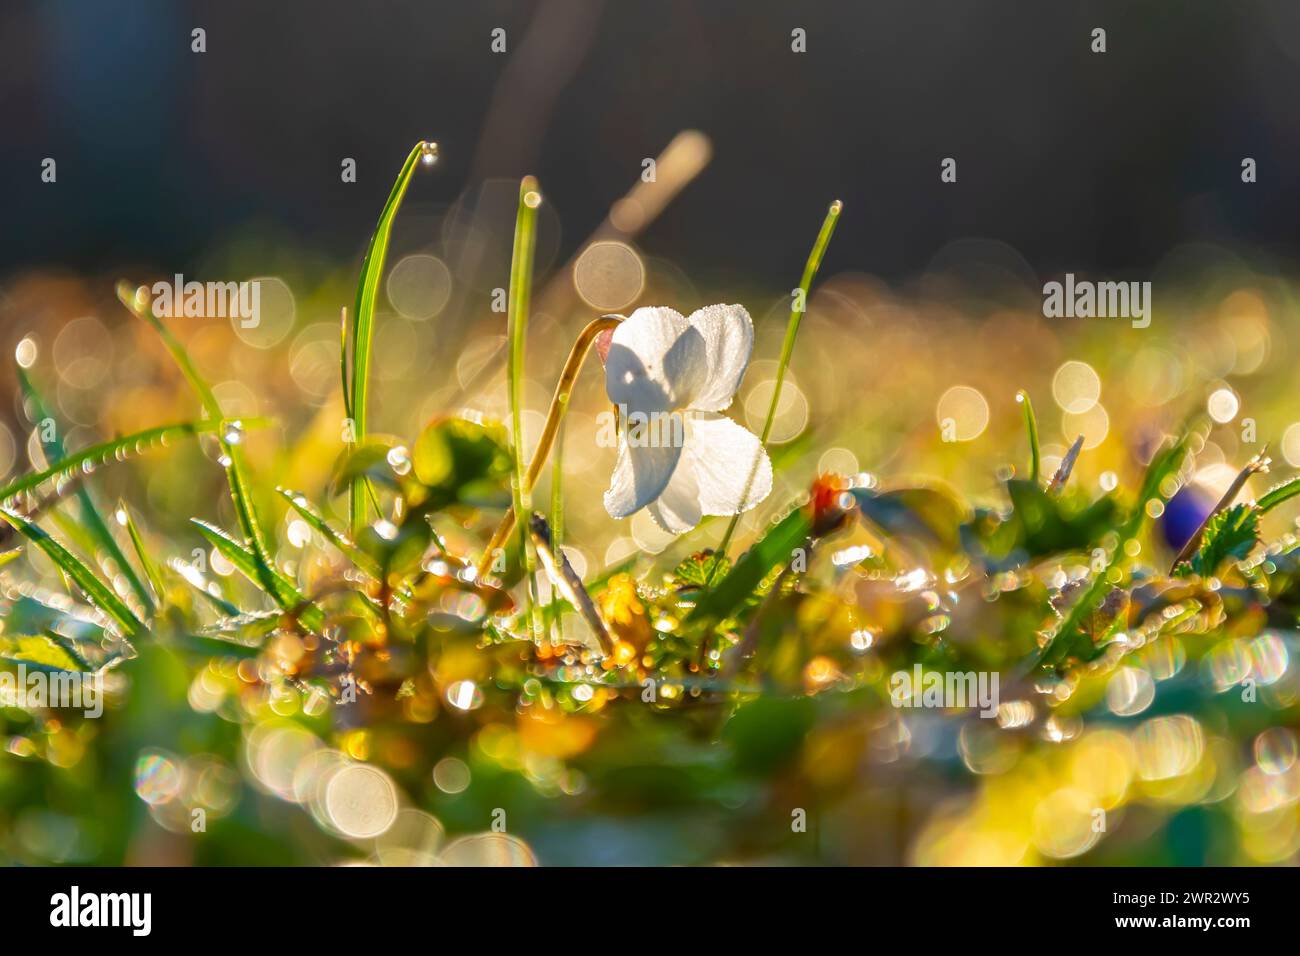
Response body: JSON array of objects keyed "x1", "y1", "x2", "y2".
[
  {"x1": 223, "y1": 420, "x2": 244, "y2": 445},
  {"x1": 373, "y1": 519, "x2": 398, "y2": 541},
  {"x1": 386, "y1": 445, "x2": 412, "y2": 476},
  {"x1": 14, "y1": 336, "x2": 37, "y2": 368},
  {"x1": 420, "y1": 141, "x2": 439, "y2": 166}
]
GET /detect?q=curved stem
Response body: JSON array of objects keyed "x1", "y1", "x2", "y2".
[{"x1": 476, "y1": 314, "x2": 621, "y2": 579}]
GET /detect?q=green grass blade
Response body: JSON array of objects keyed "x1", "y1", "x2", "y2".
[
  {"x1": 167, "y1": 557, "x2": 242, "y2": 617},
  {"x1": 686, "y1": 506, "x2": 813, "y2": 625},
  {"x1": 275, "y1": 487, "x2": 380, "y2": 577},
  {"x1": 709, "y1": 200, "x2": 842, "y2": 581},
  {"x1": 0, "y1": 419, "x2": 255, "y2": 502},
  {"x1": 1017, "y1": 389, "x2": 1041, "y2": 484},
  {"x1": 0, "y1": 507, "x2": 145, "y2": 640},
  {"x1": 507, "y1": 177, "x2": 543, "y2": 641},
  {"x1": 190, "y1": 520, "x2": 323, "y2": 632},
  {"x1": 17, "y1": 368, "x2": 154, "y2": 615},
  {"x1": 1257, "y1": 474, "x2": 1300, "y2": 513},
  {"x1": 118, "y1": 502, "x2": 167, "y2": 608},
  {"x1": 347, "y1": 140, "x2": 435, "y2": 534},
  {"x1": 116, "y1": 281, "x2": 283, "y2": 610},
  {"x1": 1034, "y1": 431, "x2": 1191, "y2": 670}
]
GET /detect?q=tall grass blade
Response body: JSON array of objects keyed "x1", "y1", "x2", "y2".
[
  {"x1": 168, "y1": 557, "x2": 242, "y2": 617},
  {"x1": 1016, "y1": 390, "x2": 1041, "y2": 484},
  {"x1": 1035, "y1": 431, "x2": 1191, "y2": 669},
  {"x1": 0, "y1": 507, "x2": 145, "y2": 640},
  {"x1": 709, "y1": 200, "x2": 842, "y2": 581},
  {"x1": 276, "y1": 487, "x2": 380, "y2": 577},
  {"x1": 507, "y1": 177, "x2": 544, "y2": 640},
  {"x1": 190, "y1": 519, "x2": 323, "y2": 632},
  {"x1": 118, "y1": 501, "x2": 167, "y2": 609},
  {"x1": 0, "y1": 419, "x2": 257, "y2": 502},
  {"x1": 116, "y1": 281, "x2": 283, "y2": 610},
  {"x1": 346, "y1": 140, "x2": 435, "y2": 534},
  {"x1": 17, "y1": 368, "x2": 154, "y2": 615}
]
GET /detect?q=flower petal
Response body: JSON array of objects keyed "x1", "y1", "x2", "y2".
[
  {"x1": 684, "y1": 304, "x2": 754, "y2": 412},
  {"x1": 603, "y1": 433, "x2": 683, "y2": 519},
  {"x1": 683, "y1": 413, "x2": 772, "y2": 516},
  {"x1": 647, "y1": 459, "x2": 703, "y2": 534},
  {"x1": 604, "y1": 306, "x2": 707, "y2": 417}
]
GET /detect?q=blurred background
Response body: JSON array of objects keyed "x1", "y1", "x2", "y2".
[{"x1": 1, "y1": 1, "x2": 1300, "y2": 866}]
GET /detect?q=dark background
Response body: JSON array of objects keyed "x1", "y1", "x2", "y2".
[{"x1": 4, "y1": 0, "x2": 1300, "y2": 287}]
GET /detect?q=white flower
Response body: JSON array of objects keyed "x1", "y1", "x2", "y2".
[{"x1": 602, "y1": 304, "x2": 772, "y2": 533}]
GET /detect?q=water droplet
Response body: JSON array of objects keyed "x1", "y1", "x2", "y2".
[
  {"x1": 445, "y1": 680, "x2": 482, "y2": 712},
  {"x1": 386, "y1": 445, "x2": 412, "y2": 476},
  {"x1": 223, "y1": 420, "x2": 244, "y2": 445},
  {"x1": 373, "y1": 519, "x2": 398, "y2": 541},
  {"x1": 420, "y1": 141, "x2": 439, "y2": 166},
  {"x1": 14, "y1": 337, "x2": 37, "y2": 368}
]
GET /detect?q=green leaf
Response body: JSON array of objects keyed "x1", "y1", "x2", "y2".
[
  {"x1": 1181, "y1": 503, "x2": 1259, "y2": 578},
  {"x1": 686, "y1": 506, "x2": 812, "y2": 624},
  {"x1": 672, "y1": 551, "x2": 732, "y2": 588},
  {"x1": 0, "y1": 508, "x2": 145, "y2": 640},
  {"x1": 411, "y1": 417, "x2": 512, "y2": 509},
  {"x1": 852, "y1": 483, "x2": 970, "y2": 557},
  {"x1": 0, "y1": 634, "x2": 88, "y2": 673},
  {"x1": 347, "y1": 141, "x2": 434, "y2": 533},
  {"x1": 190, "y1": 520, "x2": 323, "y2": 632}
]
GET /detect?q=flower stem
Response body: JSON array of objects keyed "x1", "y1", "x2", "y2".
[
  {"x1": 477, "y1": 314, "x2": 621, "y2": 580},
  {"x1": 707, "y1": 199, "x2": 842, "y2": 583}
]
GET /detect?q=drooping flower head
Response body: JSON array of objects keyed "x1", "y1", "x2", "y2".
[{"x1": 602, "y1": 304, "x2": 772, "y2": 533}]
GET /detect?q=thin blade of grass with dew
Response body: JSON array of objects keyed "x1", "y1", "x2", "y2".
[
  {"x1": 190, "y1": 519, "x2": 323, "y2": 632},
  {"x1": 168, "y1": 557, "x2": 242, "y2": 617},
  {"x1": 346, "y1": 140, "x2": 438, "y2": 534},
  {"x1": 0, "y1": 419, "x2": 263, "y2": 502},
  {"x1": 1257, "y1": 473, "x2": 1300, "y2": 513},
  {"x1": 505, "y1": 177, "x2": 544, "y2": 641},
  {"x1": 276, "y1": 486, "x2": 381, "y2": 578},
  {"x1": 17, "y1": 367, "x2": 155, "y2": 615},
  {"x1": 707, "y1": 200, "x2": 842, "y2": 585},
  {"x1": 1016, "y1": 389, "x2": 1041, "y2": 485},
  {"x1": 1033, "y1": 430, "x2": 1191, "y2": 670},
  {"x1": 0, "y1": 507, "x2": 146, "y2": 641},
  {"x1": 118, "y1": 501, "x2": 167, "y2": 609},
  {"x1": 115, "y1": 281, "x2": 287, "y2": 614}
]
